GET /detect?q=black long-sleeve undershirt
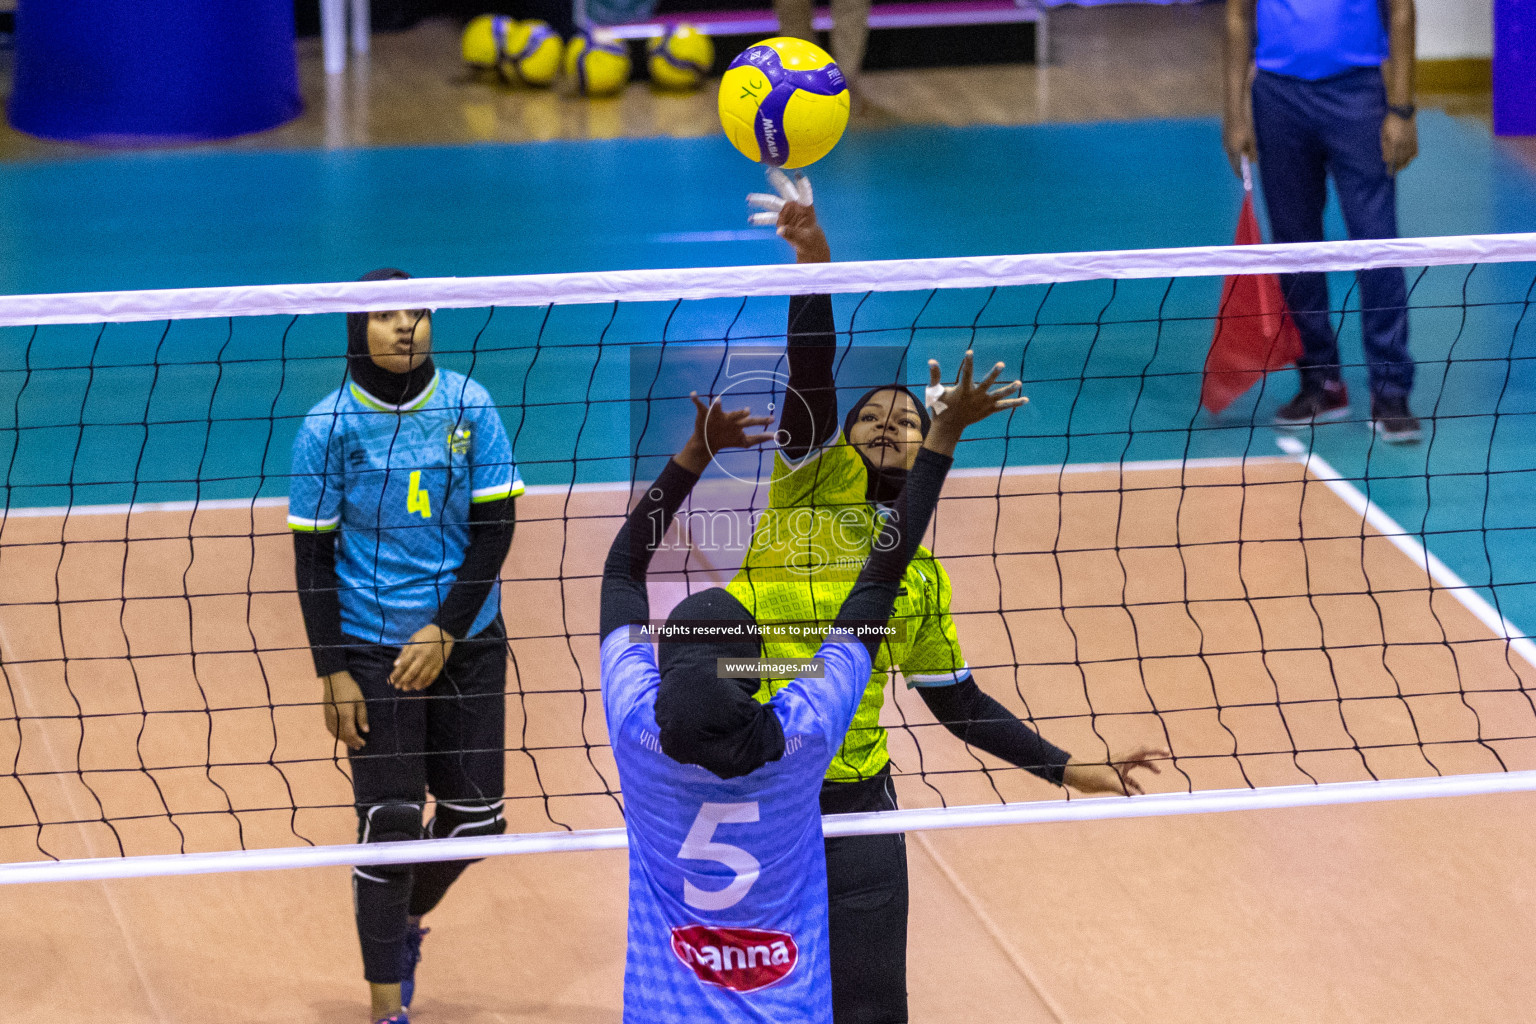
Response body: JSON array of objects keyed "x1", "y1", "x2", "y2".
[
  {"x1": 778, "y1": 293, "x2": 839, "y2": 461},
  {"x1": 599, "y1": 458, "x2": 700, "y2": 640},
  {"x1": 917, "y1": 680, "x2": 1071, "y2": 786},
  {"x1": 832, "y1": 446, "x2": 952, "y2": 660},
  {"x1": 294, "y1": 529, "x2": 347, "y2": 677},
  {"x1": 433, "y1": 496, "x2": 516, "y2": 639},
  {"x1": 292, "y1": 496, "x2": 516, "y2": 676}
]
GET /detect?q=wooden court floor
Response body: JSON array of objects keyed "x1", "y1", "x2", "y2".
[{"x1": 5, "y1": 455, "x2": 1536, "y2": 1021}]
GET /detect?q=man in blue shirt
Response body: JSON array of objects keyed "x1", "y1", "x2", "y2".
[
  {"x1": 289, "y1": 268, "x2": 525, "y2": 1024},
  {"x1": 598, "y1": 355, "x2": 1023, "y2": 1023},
  {"x1": 1224, "y1": 0, "x2": 1423, "y2": 442}
]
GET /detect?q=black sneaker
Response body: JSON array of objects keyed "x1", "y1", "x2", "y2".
[
  {"x1": 1274, "y1": 379, "x2": 1350, "y2": 428},
  {"x1": 1371, "y1": 394, "x2": 1423, "y2": 444}
]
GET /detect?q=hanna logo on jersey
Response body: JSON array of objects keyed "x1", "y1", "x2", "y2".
[
  {"x1": 670, "y1": 924, "x2": 797, "y2": 992},
  {"x1": 447, "y1": 425, "x2": 472, "y2": 456}
]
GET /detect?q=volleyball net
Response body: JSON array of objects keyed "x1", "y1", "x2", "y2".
[{"x1": 3, "y1": 232, "x2": 1536, "y2": 884}]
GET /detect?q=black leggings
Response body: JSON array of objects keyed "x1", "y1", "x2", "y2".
[
  {"x1": 344, "y1": 617, "x2": 508, "y2": 983},
  {"x1": 822, "y1": 767, "x2": 909, "y2": 1024}
]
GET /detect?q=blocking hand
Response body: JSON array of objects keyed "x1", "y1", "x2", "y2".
[
  {"x1": 676, "y1": 392, "x2": 775, "y2": 474},
  {"x1": 922, "y1": 351, "x2": 1027, "y2": 455},
  {"x1": 748, "y1": 168, "x2": 829, "y2": 264}
]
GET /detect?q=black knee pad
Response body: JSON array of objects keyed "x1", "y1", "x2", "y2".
[
  {"x1": 428, "y1": 799, "x2": 507, "y2": 840},
  {"x1": 354, "y1": 801, "x2": 423, "y2": 885},
  {"x1": 358, "y1": 801, "x2": 424, "y2": 844}
]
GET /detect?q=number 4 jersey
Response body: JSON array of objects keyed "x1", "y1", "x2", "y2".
[
  {"x1": 600, "y1": 627, "x2": 871, "y2": 1024},
  {"x1": 287, "y1": 370, "x2": 524, "y2": 645}
]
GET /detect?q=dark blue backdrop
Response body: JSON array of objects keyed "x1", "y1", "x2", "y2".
[{"x1": 8, "y1": 0, "x2": 301, "y2": 144}]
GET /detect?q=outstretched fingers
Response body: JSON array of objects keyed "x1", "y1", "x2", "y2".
[
  {"x1": 989, "y1": 379, "x2": 1027, "y2": 410},
  {"x1": 792, "y1": 172, "x2": 813, "y2": 207},
  {"x1": 954, "y1": 349, "x2": 975, "y2": 389},
  {"x1": 751, "y1": 167, "x2": 813, "y2": 225},
  {"x1": 766, "y1": 166, "x2": 812, "y2": 205},
  {"x1": 746, "y1": 191, "x2": 785, "y2": 226},
  {"x1": 692, "y1": 392, "x2": 774, "y2": 449},
  {"x1": 728, "y1": 406, "x2": 774, "y2": 446}
]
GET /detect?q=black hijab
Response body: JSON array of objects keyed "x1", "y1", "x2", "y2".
[
  {"x1": 653, "y1": 588, "x2": 785, "y2": 779},
  {"x1": 346, "y1": 267, "x2": 437, "y2": 407},
  {"x1": 842, "y1": 385, "x2": 933, "y2": 505}
]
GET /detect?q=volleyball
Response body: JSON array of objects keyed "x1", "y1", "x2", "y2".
[
  {"x1": 565, "y1": 29, "x2": 632, "y2": 97},
  {"x1": 717, "y1": 37, "x2": 849, "y2": 169},
  {"x1": 647, "y1": 24, "x2": 714, "y2": 91},
  {"x1": 461, "y1": 14, "x2": 511, "y2": 71},
  {"x1": 503, "y1": 20, "x2": 563, "y2": 86}
]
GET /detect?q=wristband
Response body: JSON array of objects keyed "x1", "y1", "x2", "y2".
[{"x1": 1387, "y1": 103, "x2": 1416, "y2": 119}]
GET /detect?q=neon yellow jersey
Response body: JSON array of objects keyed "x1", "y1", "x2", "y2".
[{"x1": 726, "y1": 434, "x2": 969, "y2": 783}]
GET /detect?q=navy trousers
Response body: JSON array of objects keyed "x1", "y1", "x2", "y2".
[{"x1": 1252, "y1": 66, "x2": 1414, "y2": 399}]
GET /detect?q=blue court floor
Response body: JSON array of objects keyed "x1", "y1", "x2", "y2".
[{"x1": 3, "y1": 113, "x2": 1536, "y2": 626}]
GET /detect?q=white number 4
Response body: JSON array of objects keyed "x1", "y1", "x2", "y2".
[{"x1": 678, "y1": 802, "x2": 760, "y2": 911}]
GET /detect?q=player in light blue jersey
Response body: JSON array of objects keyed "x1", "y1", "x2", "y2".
[
  {"x1": 599, "y1": 354, "x2": 1023, "y2": 1024},
  {"x1": 289, "y1": 268, "x2": 526, "y2": 1024}
]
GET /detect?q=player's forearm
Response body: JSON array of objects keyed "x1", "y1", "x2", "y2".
[
  {"x1": 1384, "y1": 0, "x2": 1416, "y2": 108},
  {"x1": 835, "y1": 447, "x2": 953, "y2": 655},
  {"x1": 433, "y1": 496, "x2": 516, "y2": 639},
  {"x1": 780, "y1": 294, "x2": 839, "y2": 459},
  {"x1": 293, "y1": 530, "x2": 348, "y2": 677},
  {"x1": 598, "y1": 458, "x2": 701, "y2": 637},
  {"x1": 1223, "y1": 0, "x2": 1257, "y2": 121},
  {"x1": 918, "y1": 678, "x2": 1071, "y2": 785}
]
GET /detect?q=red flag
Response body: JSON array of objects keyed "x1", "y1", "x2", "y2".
[{"x1": 1200, "y1": 188, "x2": 1303, "y2": 414}]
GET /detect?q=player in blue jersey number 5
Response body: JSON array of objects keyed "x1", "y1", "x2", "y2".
[
  {"x1": 288, "y1": 268, "x2": 526, "y2": 1024},
  {"x1": 599, "y1": 354, "x2": 1020, "y2": 1024}
]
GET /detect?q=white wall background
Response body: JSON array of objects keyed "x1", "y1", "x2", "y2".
[{"x1": 1416, "y1": 0, "x2": 1493, "y2": 58}]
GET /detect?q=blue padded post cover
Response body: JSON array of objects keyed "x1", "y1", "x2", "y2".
[{"x1": 9, "y1": 0, "x2": 301, "y2": 144}]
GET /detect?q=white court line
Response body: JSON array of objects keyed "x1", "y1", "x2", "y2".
[
  {"x1": 5, "y1": 769, "x2": 1536, "y2": 884},
  {"x1": 1274, "y1": 434, "x2": 1536, "y2": 670},
  {"x1": 0, "y1": 582, "x2": 170, "y2": 1013},
  {"x1": 912, "y1": 830, "x2": 1071, "y2": 1024},
  {"x1": 0, "y1": 482, "x2": 628, "y2": 520}
]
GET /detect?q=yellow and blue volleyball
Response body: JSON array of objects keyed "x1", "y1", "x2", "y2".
[
  {"x1": 647, "y1": 24, "x2": 714, "y2": 91},
  {"x1": 717, "y1": 37, "x2": 849, "y2": 169},
  {"x1": 462, "y1": 14, "x2": 512, "y2": 71},
  {"x1": 565, "y1": 29, "x2": 632, "y2": 97},
  {"x1": 503, "y1": 20, "x2": 563, "y2": 86}
]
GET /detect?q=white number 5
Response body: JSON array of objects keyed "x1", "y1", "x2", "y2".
[{"x1": 678, "y1": 802, "x2": 760, "y2": 911}]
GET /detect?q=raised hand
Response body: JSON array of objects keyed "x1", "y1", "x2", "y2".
[
  {"x1": 922, "y1": 351, "x2": 1027, "y2": 456},
  {"x1": 747, "y1": 167, "x2": 828, "y2": 264},
  {"x1": 676, "y1": 392, "x2": 775, "y2": 474}
]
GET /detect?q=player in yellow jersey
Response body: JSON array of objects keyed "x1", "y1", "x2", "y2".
[{"x1": 730, "y1": 169, "x2": 1170, "y2": 1024}]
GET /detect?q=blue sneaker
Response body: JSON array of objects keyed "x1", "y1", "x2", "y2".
[
  {"x1": 373, "y1": 1015, "x2": 409, "y2": 1024},
  {"x1": 400, "y1": 924, "x2": 429, "y2": 1008}
]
